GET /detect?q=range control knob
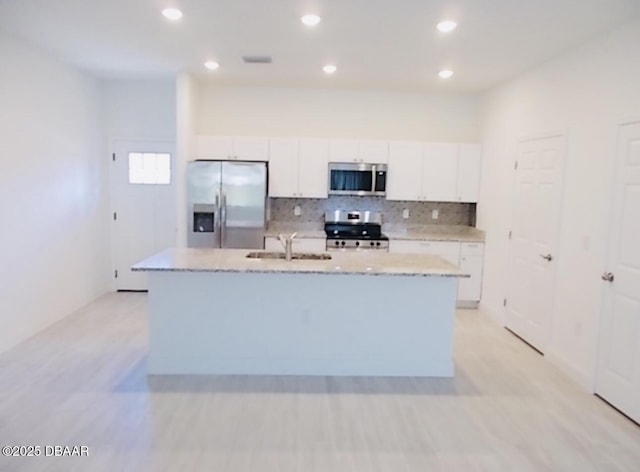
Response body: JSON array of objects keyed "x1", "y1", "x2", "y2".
[
  {"x1": 334, "y1": 241, "x2": 339, "y2": 246},
  {"x1": 355, "y1": 241, "x2": 360, "y2": 246},
  {"x1": 341, "y1": 241, "x2": 346, "y2": 246},
  {"x1": 376, "y1": 242, "x2": 381, "y2": 247},
  {"x1": 370, "y1": 241, "x2": 375, "y2": 246}
]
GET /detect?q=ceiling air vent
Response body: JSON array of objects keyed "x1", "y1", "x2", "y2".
[{"x1": 242, "y1": 55, "x2": 272, "y2": 64}]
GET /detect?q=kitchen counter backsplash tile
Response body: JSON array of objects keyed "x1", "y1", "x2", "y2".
[
  {"x1": 270, "y1": 197, "x2": 475, "y2": 226},
  {"x1": 265, "y1": 221, "x2": 325, "y2": 239}
]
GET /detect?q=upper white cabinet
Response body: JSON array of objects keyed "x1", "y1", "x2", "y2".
[
  {"x1": 268, "y1": 138, "x2": 328, "y2": 198},
  {"x1": 422, "y1": 143, "x2": 458, "y2": 202},
  {"x1": 268, "y1": 138, "x2": 299, "y2": 197},
  {"x1": 456, "y1": 144, "x2": 482, "y2": 203},
  {"x1": 197, "y1": 135, "x2": 480, "y2": 203},
  {"x1": 386, "y1": 142, "x2": 424, "y2": 201},
  {"x1": 329, "y1": 139, "x2": 388, "y2": 164},
  {"x1": 387, "y1": 141, "x2": 482, "y2": 203},
  {"x1": 196, "y1": 136, "x2": 268, "y2": 161},
  {"x1": 299, "y1": 138, "x2": 329, "y2": 198}
]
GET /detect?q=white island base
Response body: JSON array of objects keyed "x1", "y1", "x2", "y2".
[{"x1": 146, "y1": 272, "x2": 456, "y2": 377}]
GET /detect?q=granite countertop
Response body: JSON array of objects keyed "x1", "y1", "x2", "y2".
[
  {"x1": 382, "y1": 225, "x2": 485, "y2": 242},
  {"x1": 133, "y1": 248, "x2": 469, "y2": 278}
]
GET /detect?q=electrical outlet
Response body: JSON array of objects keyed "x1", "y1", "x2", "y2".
[
  {"x1": 294, "y1": 205, "x2": 301, "y2": 216},
  {"x1": 431, "y1": 209, "x2": 439, "y2": 220},
  {"x1": 402, "y1": 209, "x2": 410, "y2": 219}
]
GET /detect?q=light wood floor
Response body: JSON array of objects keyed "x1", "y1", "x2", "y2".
[{"x1": 0, "y1": 293, "x2": 638, "y2": 472}]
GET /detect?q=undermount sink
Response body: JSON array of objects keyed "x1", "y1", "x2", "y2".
[{"x1": 246, "y1": 251, "x2": 332, "y2": 261}]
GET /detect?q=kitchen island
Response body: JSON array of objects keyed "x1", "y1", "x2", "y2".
[{"x1": 133, "y1": 248, "x2": 468, "y2": 377}]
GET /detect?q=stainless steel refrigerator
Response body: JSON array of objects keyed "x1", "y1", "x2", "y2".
[{"x1": 187, "y1": 160, "x2": 267, "y2": 249}]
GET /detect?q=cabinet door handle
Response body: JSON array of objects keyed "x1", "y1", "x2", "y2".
[{"x1": 540, "y1": 254, "x2": 553, "y2": 262}]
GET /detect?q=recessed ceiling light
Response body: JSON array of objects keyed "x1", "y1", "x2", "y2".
[
  {"x1": 439, "y1": 69, "x2": 454, "y2": 79},
  {"x1": 437, "y1": 20, "x2": 457, "y2": 33},
  {"x1": 323, "y1": 64, "x2": 337, "y2": 74},
  {"x1": 162, "y1": 8, "x2": 183, "y2": 21},
  {"x1": 204, "y1": 61, "x2": 219, "y2": 71},
  {"x1": 301, "y1": 14, "x2": 321, "y2": 27}
]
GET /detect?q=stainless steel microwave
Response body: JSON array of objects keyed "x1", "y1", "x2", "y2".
[{"x1": 328, "y1": 162, "x2": 387, "y2": 196}]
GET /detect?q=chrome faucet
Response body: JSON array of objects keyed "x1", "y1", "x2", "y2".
[{"x1": 278, "y1": 232, "x2": 297, "y2": 261}]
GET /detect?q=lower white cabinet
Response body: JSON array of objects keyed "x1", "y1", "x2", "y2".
[
  {"x1": 389, "y1": 240, "x2": 460, "y2": 265},
  {"x1": 457, "y1": 243, "x2": 484, "y2": 302},
  {"x1": 388, "y1": 239, "x2": 484, "y2": 303},
  {"x1": 264, "y1": 237, "x2": 326, "y2": 253}
]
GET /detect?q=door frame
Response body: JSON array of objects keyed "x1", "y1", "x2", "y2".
[
  {"x1": 593, "y1": 116, "x2": 640, "y2": 393},
  {"x1": 504, "y1": 129, "x2": 568, "y2": 353},
  {"x1": 108, "y1": 137, "x2": 176, "y2": 291}
]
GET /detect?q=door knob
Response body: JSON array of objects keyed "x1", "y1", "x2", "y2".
[
  {"x1": 601, "y1": 272, "x2": 615, "y2": 282},
  {"x1": 540, "y1": 254, "x2": 553, "y2": 262}
]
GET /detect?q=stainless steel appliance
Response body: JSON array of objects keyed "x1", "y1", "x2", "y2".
[
  {"x1": 324, "y1": 210, "x2": 389, "y2": 251},
  {"x1": 187, "y1": 160, "x2": 267, "y2": 249},
  {"x1": 328, "y1": 162, "x2": 387, "y2": 196}
]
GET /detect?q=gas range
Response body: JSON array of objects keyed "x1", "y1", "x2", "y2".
[{"x1": 324, "y1": 210, "x2": 389, "y2": 251}]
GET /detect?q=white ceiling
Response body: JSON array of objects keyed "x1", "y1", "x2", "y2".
[{"x1": 0, "y1": 0, "x2": 638, "y2": 92}]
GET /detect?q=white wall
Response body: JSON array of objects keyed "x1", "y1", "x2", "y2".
[
  {"x1": 0, "y1": 34, "x2": 109, "y2": 353},
  {"x1": 103, "y1": 79, "x2": 176, "y2": 140},
  {"x1": 478, "y1": 19, "x2": 640, "y2": 386},
  {"x1": 198, "y1": 85, "x2": 479, "y2": 142},
  {"x1": 176, "y1": 73, "x2": 200, "y2": 247}
]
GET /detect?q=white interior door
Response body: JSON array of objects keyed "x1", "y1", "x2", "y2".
[
  {"x1": 596, "y1": 121, "x2": 640, "y2": 423},
  {"x1": 110, "y1": 140, "x2": 177, "y2": 290},
  {"x1": 506, "y1": 134, "x2": 566, "y2": 352}
]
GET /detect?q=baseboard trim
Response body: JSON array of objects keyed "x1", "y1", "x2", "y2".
[
  {"x1": 545, "y1": 349, "x2": 591, "y2": 392},
  {"x1": 456, "y1": 300, "x2": 479, "y2": 309},
  {"x1": 504, "y1": 327, "x2": 544, "y2": 355},
  {"x1": 478, "y1": 301, "x2": 504, "y2": 325},
  {"x1": 594, "y1": 395, "x2": 640, "y2": 427}
]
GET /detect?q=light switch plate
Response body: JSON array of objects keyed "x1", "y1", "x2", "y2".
[
  {"x1": 294, "y1": 205, "x2": 301, "y2": 216},
  {"x1": 431, "y1": 209, "x2": 439, "y2": 220},
  {"x1": 402, "y1": 209, "x2": 410, "y2": 219}
]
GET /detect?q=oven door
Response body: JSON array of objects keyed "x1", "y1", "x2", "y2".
[{"x1": 328, "y1": 163, "x2": 386, "y2": 196}]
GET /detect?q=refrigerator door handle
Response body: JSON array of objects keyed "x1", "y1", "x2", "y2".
[
  {"x1": 214, "y1": 193, "x2": 220, "y2": 229},
  {"x1": 221, "y1": 192, "x2": 227, "y2": 247}
]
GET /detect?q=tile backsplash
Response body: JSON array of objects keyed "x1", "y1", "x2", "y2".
[{"x1": 269, "y1": 197, "x2": 476, "y2": 226}]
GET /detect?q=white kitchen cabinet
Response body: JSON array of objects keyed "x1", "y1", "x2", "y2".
[
  {"x1": 387, "y1": 141, "x2": 482, "y2": 203},
  {"x1": 456, "y1": 144, "x2": 482, "y2": 203},
  {"x1": 389, "y1": 239, "x2": 484, "y2": 302},
  {"x1": 422, "y1": 143, "x2": 458, "y2": 202},
  {"x1": 388, "y1": 240, "x2": 461, "y2": 266},
  {"x1": 268, "y1": 138, "x2": 299, "y2": 197},
  {"x1": 196, "y1": 136, "x2": 268, "y2": 161},
  {"x1": 457, "y1": 242, "x2": 484, "y2": 301},
  {"x1": 264, "y1": 237, "x2": 326, "y2": 253},
  {"x1": 298, "y1": 138, "x2": 329, "y2": 198},
  {"x1": 386, "y1": 141, "x2": 424, "y2": 201},
  {"x1": 358, "y1": 140, "x2": 388, "y2": 164},
  {"x1": 329, "y1": 139, "x2": 388, "y2": 164},
  {"x1": 268, "y1": 138, "x2": 328, "y2": 198}
]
